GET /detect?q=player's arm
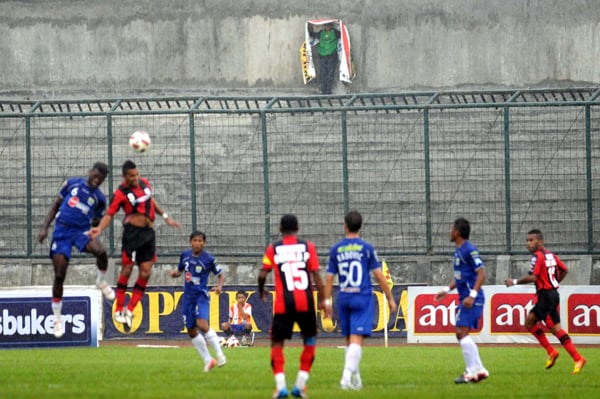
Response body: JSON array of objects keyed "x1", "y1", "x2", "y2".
[
  {"x1": 373, "y1": 268, "x2": 397, "y2": 314},
  {"x1": 38, "y1": 195, "x2": 62, "y2": 243},
  {"x1": 88, "y1": 213, "x2": 114, "y2": 239},
  {"x1": 323, "y1": 273, "x2": 335, "y2": 318},
  {"x1": 153, "y1": 200, "x2": 181, "y2": 228},
  {"x1": 311, "y1": 269, "x2": 326, "y2": 311},
  {"x1": 556, "y1": 257, "x2": 568, "y2": 282},
  {"x1": 506, "y1": 256, "x2": 538, "y2": 286},
  {"x1": 258, "y1": 268, "x2": 270, "y2": 301},
  {"x1": 434, "y1": 280, "x2": 456, "y2": 301},
  {"x1": 213, "y1": 271, "x2": 224, "y2": 295}
]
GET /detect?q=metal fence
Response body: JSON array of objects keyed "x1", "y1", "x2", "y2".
[{"x1": 1, "y1": 88, "x2": 599, "y2": 258}]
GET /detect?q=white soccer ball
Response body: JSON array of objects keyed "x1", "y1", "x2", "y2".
[
  {"x1": 129, "y1": 130, "x2": 151, "y2": 153},
  {"x1": 226, "y1": 336, "x2": 240, "y2": 348},
  {"x1": 218, "y1": 337, "x2": 227, "y2": 347}
]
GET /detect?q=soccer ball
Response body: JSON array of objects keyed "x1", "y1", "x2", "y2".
[
  {"x1": 129, "y1": 130, "x2": 151, "y2": 153},
  {"x1": 218, "y1": 337, "x2": 227, "y2": 347},
  {"x1": 226, "y1": 336, "x2": 240, "y2": 348}
]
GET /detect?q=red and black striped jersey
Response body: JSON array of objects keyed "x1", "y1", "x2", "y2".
[
  {"x1": 262, "y1": 235, "x2": 320, "y2": 314},
  {"x1": 107, "y1": 177, "x2": 155, "y2": 220},
  {"x1": 530, "y1": 247, "x2": 567, "y2": 292}
]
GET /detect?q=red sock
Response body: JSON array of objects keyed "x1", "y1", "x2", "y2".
[
  {"x1": 128, "y1": 277, "x2": 148, "y2": 311},
  {"x1": 555, "y1": 329, "x2": 582, "y2": 361},
  {"x1": 299, "y1": 344, "x2": 316, "y2": 372},
  {"x1": 271, "y1": 346, "x2": 285, "y2": 375},
  {"x1": 529, "y1": 323, "x2": 553, "y2": 354},
  {"x1": 115, "y1": 274, "x2": 129, "y2": 310}
]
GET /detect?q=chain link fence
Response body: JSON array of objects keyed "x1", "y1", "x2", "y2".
[{"x1": 1, "y1": 89, "x2": 599, "y2": 258}]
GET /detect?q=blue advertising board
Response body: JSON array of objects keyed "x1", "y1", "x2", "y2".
[{"x1": 0, "y1": 287, "x2": 100, "y2": 348}]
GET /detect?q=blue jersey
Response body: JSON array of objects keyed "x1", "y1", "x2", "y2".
[
  {"x1": 327, "y1": 237, "x2": 380, "y2": 296},
  {"x1": 453, "y1": 240, "x2": 485, "y2": 303},
  {"x1": 177, "y1": 249, "x2": 222, "y2": 297},
  {"x1": 56, "y1": 177, "x2": 106, "y2": 228}
]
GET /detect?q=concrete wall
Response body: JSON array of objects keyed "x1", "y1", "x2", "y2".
[{"x1": 1, "y1": 0, "x2": 599, "y2": 97}]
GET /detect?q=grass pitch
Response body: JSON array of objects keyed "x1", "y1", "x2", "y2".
[{"x1": 0, "y1": 341, "x2": 597, "y2": 399}]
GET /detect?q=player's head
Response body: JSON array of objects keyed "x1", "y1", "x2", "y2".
[
  {"x1": 451, "y1": 217, "x2": 470, "y2": 242},
  {"x1": 344, "y1": 210, "x2": 362, "y2": 233},
  {"x1": 279, "y1": 214, "x2": 299, "y2": 235},
  {"x1": 526, "y1": 229, "x2": 544, "y2": 253},
  {"x1": 88, "y1": 162, "x2": 109, "y2": 188},
  {"x1": 189, "y1": 230, "x2": 206, "y2": 253},
  {"x1": 122, "y1": 160, "x2": 139, "y2": 186}
]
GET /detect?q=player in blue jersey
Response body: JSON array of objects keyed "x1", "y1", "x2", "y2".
[
  {"x1": 434, "y1": 217, "x2": 489, "y2": 383},
  {"x1": 169, "y1": 231, "x2": 227, "y2": 372},
  {"x1": 38, "y1": 162, "x2": 115, "y2": 338},
  {"x1": 324, "y1": 210, "x2": 397, "y2": 391}
]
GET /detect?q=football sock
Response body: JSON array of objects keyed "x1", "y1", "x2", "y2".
[
  {"x1": 345, "y1": 343, "x2": 362, "y2": 374},
  {"x1": 294, "y1": 370, "x2": 309, "y2": 390},
  {"x1": 96, "y1": 269, "x2": 107, "y2": 286},
  {"x1": 51, "y1": 299, "x2": 62, "y2": 319},
  {"x1": 274, "y1": 372, "x2": 286, "y2": 392},
  {"x1": 555, "y1": 329, "x2": 582, "y2": 361},
  {"x1": 459, "y1": 335, "x2": 481, "y2": 373},
  {"x1": 271, "y1": 346, "x2": 285, "y2": 375},
  {"x1": 191, "y1": 334, "x2": 212, "y2": 363},
  {"x1": 299, "y1": 342, "x2": 316, "y2": 372},
  {"x1": 115, "y1": 274, "x2": 129, "y2": 310},
  {"x1": 205, "y1": 329, "x2": 224, "y2": 357},
  {"x1": 529, "y1": 323, "x2": 553, "y2": 354},
  {"x1": 128, "y1": 277, "x2": 148, "y2": 310}
]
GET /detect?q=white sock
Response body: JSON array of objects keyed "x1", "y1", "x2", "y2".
[
  {"x1": 96, "y1": 269, "x2": 107, "y2": 286},
  {"x1": 51, "y1": 301, "x2": 62, "y2": 319},
  {"x1": 205, "y1": 328, "x2": 224, "y2": 357},
  {"x1": 295, "y1": 370, "x2": 309, "y2": 390},
  {"x1": 345, "y1": 343, "x2": 362, "y2": 373},
  {"x1": 275, "y1": 372, "x2": 287, "y2": 391},
  {"x1": 459, "y1": 335, "x2": 481, "y2": 373},
  {"x1": 191, "y1": 334, "x2": 212, "y2": 363}
]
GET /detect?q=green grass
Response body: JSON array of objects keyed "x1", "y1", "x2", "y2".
[{"x1": 0, "y1": 342, "x2": 598, "y2": 398}]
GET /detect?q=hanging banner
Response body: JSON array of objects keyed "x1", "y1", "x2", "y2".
[
  {"x1": 102, "y1": 285, "x2": 415, "y2": 340},
  {"x1": 301, "y1": 19, "x2": 355, "y2": 85},
  {"x1": 408, "y1": 285, "x2": 600, "y2": 344}
]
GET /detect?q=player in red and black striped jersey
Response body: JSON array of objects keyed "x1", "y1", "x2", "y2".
[
  {"x1": 505, "y1": 229, "x2": 586, "y2": 374},
  {"x1": 258, "y1": 214, "x2": 325, "y2": 399},
  {"x1": 89, "y1": 160, "x2": 180, "y2": 329}
]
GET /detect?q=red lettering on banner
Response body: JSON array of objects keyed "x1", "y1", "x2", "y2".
[
  {"x1": 414, "y1": 294, "x2": 483, "y2": 334},
  {"x1": 568, "y1": 294, "x2": 600, "y2": 335},
  {"x1": 489, "y1": 293, "x2": 534, "y2": 334}
]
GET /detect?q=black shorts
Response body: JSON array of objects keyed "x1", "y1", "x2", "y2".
[
  {"x1": 271, "y1": 311, "x2": 317, "y2": 342},
  {"x1": 121, "y1": 224, "x2": 156, "y2": 265},
  {"x1": 532, "y1": 289, "x2": 561, "y2": 325}
]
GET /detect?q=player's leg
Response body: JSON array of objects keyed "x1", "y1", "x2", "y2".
[
  {"x1": 121, "y1": 228, "x2": 156, "y2": 327},
  {"x1": 51, "y1": 253, "x2": 68, "y2": 338},
  {"x1": 340, "y1": 295, "x2": 368, "y2": 390},
  {"x1": 527, "y1": 293, "x2": 559, "y2": 368},
  {"x1": 196, "y1": 297, "x2": 226, "y2": 366},
  {"x1": 291, "y1": 311, "x2": 318, "y2": 398},
  {"x1": 454, "y1": 304, "x2": 487, "y2": 383},
  {"x1": 82, "y1": 234, "x2": 114, "y2": 300},
  {"x1": 548, "y1": 312, "x2": 585, "y2": 373},
  {"x1": 271, "y1": 314, "x2": 292, "y2": 399},
  {"x1": 49, "y1": 228, "x2": 73, "y2": 338}
]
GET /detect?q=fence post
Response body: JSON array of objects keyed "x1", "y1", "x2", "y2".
[
  {"x1": 585, "y1": 105, "x2": 593, "y2": 252},
  {"x1": 25, "y1": 115, "x2": 32, "y2": 255},
  {"x1": 423, "y1": 108, "x2": 432, "y2": 254},
  {"x1": 503, "y1": 106, "x2": 512, "y2": 253},
  {"x1": 189, "y1": 112, "x2": 198, "y2": 231},
  {"x1": 260, "y1": 110, "x2": 271, "y2": 246},
  {"x1": 341, "y1": 110, "x2": 349, "y2": 213}
]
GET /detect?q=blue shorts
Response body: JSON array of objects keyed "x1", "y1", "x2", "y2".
[
  {"x1": 455, "y1": 301, "x2": 484, "y2": 329},
  {"x1": 337, "y1": 293, "x2": 374, "y2": 337},
  {"x1": 50, "y1": 224, "x2": 91, "y2": 260},
  {"x1": 230, "y1": 324, "x2": 247, "y2": 335},
  {"x1": 181, "y1": 292, "x2": 210, "y2": 330}
]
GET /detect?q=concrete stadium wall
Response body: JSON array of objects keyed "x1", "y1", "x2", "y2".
[{"x1": 1, "y1": 0, "x2": 599, "y2": 97}]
